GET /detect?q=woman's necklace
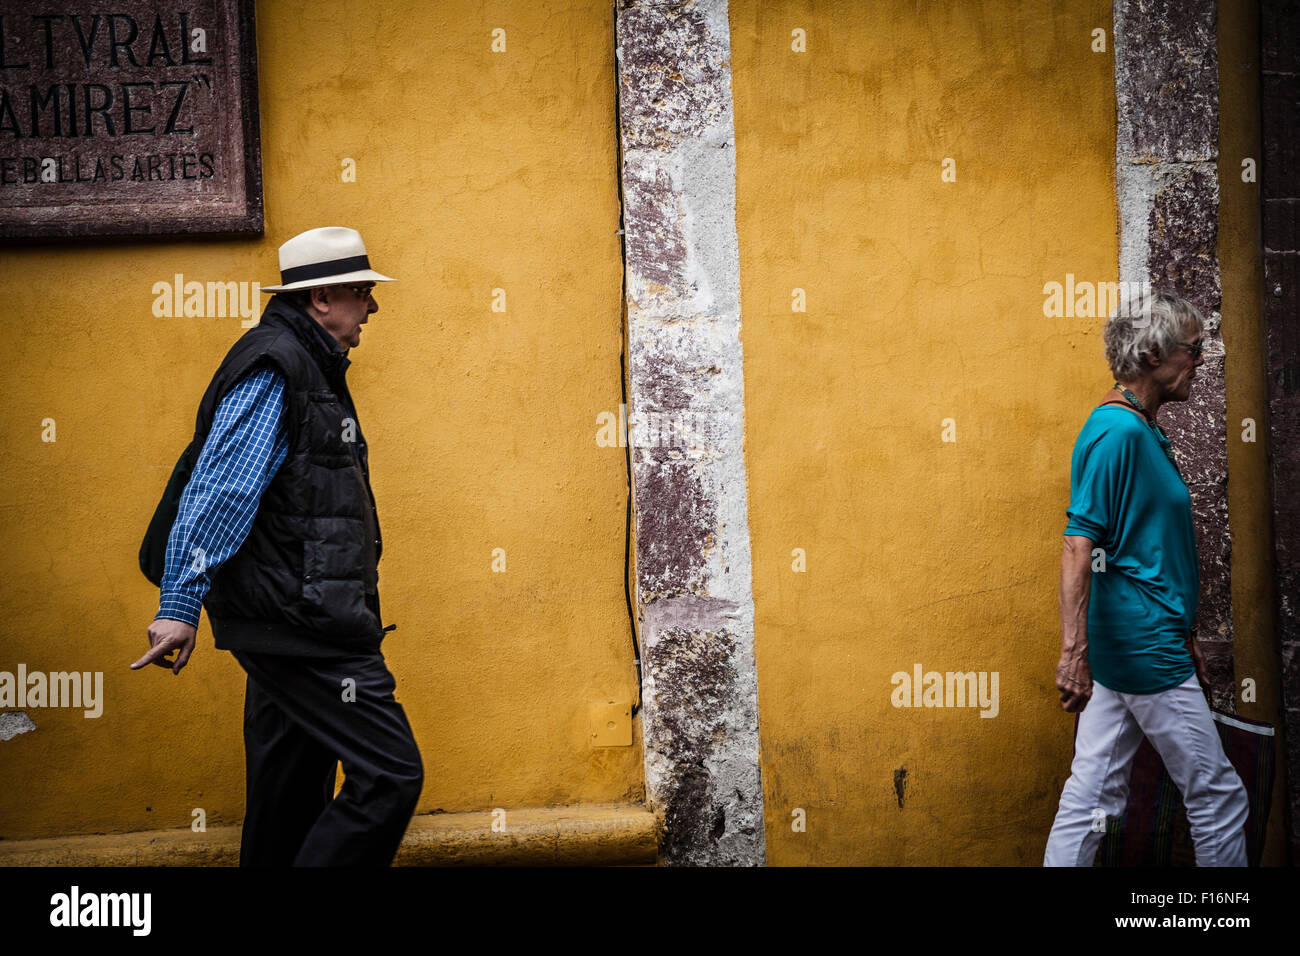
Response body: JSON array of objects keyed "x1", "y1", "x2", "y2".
[{"x1": 1113, "y1": 382, "x2": 1185, "y2": 484}]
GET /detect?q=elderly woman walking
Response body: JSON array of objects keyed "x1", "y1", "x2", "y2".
[{"x1": 1044, "y1": 290, "x2": 1249, "y2": 867}]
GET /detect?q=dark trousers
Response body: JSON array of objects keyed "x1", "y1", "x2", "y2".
[{"x1": 231, "y1": 647, "x2": 423, "y2": 866}]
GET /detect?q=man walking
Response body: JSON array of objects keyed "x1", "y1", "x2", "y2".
[{"x1": 132, "y1": 227, "x2": 423, "y2": 867}]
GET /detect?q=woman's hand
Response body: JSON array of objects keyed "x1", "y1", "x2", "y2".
[
  {"x1": 1184, "y1": 631, "x2": 1209, "y2": 691},
  {"x1": 1056, "y1": 648, "x2": 1092, "y2": 713}
]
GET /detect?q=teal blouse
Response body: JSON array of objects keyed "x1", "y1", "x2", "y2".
[{"x1": 1063, "y1": 405, "x2": 1198, "y2": 694}]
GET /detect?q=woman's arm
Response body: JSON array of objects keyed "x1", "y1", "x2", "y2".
[{"x1": 1057, "y1": 534, "x2": 1094, "y2": 712}]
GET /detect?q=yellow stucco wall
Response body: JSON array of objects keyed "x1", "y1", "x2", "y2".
[
  {"x1": 731, "y1": 0, "x2": 1284, "y2": 865},
  {"x1": 0, "y1": 0, "x2": 643, "y2": 841},
  {"x1": 0, "y1": 0, "x2": 1283, "y2": 866}
]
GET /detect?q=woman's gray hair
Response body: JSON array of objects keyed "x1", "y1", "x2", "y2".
[{"x1": 1102, "y1": 289, "x2": 1205, "y2": 380}]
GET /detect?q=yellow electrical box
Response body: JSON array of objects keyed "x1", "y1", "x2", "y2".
[{"x1": 590, "y1": 701, "x2": 633, "y2": 747}]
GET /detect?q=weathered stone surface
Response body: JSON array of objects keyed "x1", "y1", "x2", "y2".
[
  {"x1": 0, "y1": 711, "x2": 36, "y2": 741},
  {"x1": 634, "y1": 460, "x2": 714, "y2": 597},
  {"x1": 1147, "y1": 165, "x2": 1222, "y2": 313},
  {"x1": 1115, "y1": 0, "x2": 1233, "y2": 710},
  {"x1": 616, "y1": 0, "x2": 764, "y2": 866},
  {"x1": 1114, "y1": 0, "x2": 1218, "y2": 163}
]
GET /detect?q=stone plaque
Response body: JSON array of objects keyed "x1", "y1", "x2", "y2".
[{"x1": 0, "y1": 0, "x2": 262, "y2": 239}]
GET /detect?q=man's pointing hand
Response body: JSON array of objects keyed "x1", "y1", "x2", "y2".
[{"x1": 132, "y1": 618, "x2": 197, "y2": 674}]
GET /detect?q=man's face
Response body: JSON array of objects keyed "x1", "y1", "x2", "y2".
[
  {"x1": 311, "y1": 283, "x2": 378, "y2": 351},
  {"x1": 1156, "y1": 322, "x2": 1205, "y2": 402}
]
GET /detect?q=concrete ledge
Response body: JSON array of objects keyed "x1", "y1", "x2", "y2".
[
  {"x1": 0, "y1": 803, "x2": 660, "y2": 867},
  {"x1": 0, "y1": 824, "x2": 240, "y2": 867},
  {"x1": 395, "y1": 804, "x2": 659, "y2": 866}
]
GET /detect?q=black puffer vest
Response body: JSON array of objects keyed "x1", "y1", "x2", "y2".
[{"x1": 194, "y1": 293, "x2": 387, "y2": 657}]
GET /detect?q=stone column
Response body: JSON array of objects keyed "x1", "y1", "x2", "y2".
[{"x1": 615, "y1": 0, "x2": 765, "y2": 866}]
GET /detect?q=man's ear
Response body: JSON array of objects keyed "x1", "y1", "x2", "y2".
[{"x1": 310, "y1": 286, "x2": 330, "y2": 311}]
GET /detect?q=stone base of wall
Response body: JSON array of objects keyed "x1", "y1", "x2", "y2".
[{"x1": 0, "y1": 804, "x2": 660, "y2": 867}]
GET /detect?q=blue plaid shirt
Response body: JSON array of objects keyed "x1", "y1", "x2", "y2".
[{"x1": 155, "y1": 368, "x2": 290, "y2": 627}]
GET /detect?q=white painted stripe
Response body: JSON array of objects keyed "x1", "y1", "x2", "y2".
[{"x1": 1211, "y1": 711, "x2": 1275, "y2": 736}]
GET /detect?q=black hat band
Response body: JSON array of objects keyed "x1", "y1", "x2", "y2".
[{"x1": 280, "y1": 254, "x2": 372, "y2": 285}]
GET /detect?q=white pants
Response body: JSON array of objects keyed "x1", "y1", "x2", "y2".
[{"x1": 1044, "y1": 673, "x2": 1248, "y2": 866}]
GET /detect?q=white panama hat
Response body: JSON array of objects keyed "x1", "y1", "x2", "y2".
[{"x1": 261, "y1": 226, "x2": 396, "y2": 292}]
